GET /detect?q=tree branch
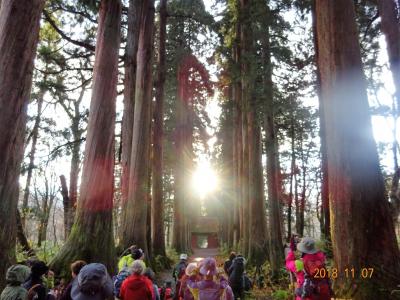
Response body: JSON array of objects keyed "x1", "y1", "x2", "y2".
[{"x1": 43, "y1": 10, "x2": 95, "y2": 52}]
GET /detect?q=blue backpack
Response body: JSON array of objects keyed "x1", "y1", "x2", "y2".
[{"x1": 113, "y1": 268, "x2": 131, "y2": 297}]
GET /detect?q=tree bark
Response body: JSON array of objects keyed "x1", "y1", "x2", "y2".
[
  {"x1": 0, "y1": 0, "x2": 44, "y2": 289},
  {"x1": 50, "y1": 0, "x2": 121, "y2": 277},
  {"x1": 59, "y1": 175, "x2": 70, "y2": 239},
  {"x1": 22, "y1": 92, "x2": 44, "y2": 228},
  {"x1": 312, "y1": 0, "x2": 330, "y2": 240},
  {"x1": 248, "y1": 112, "x2": 268, "y2": 265},
  {"x1": 378, "y1": 0, "x2": 400, "y2": 114},
  {"x1": 16, "y1": 209, "x2": 35, "y2": 256},
  {"x1": 120, "y1": 0, "x2": 155, "y2": 254},
  {"x1": 239, "y1": 0, "x2": 252, "y2": 257},
  {"x1": 288, "y1": 117, "x2": 295, "y2": 240},
  {"x1": 173, "y1": 58, "x2": 191, "y2": 253},
  {"x1": 261, "y1": 3, "x2": 283, "y2": 277},
  {"x1": 151, "y1": 0, "x2": 167, "y2": 258},
  {"x1": 232, "y1": 8, "x2": 242, "y2": 247},
  {"x1": 316, "y1": 0, "x2": 400, "y2": 297},
  {"x1": 120, "y1": 0, "x2": 142, "y2": 220}
]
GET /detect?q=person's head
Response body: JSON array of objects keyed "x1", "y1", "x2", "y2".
[
  {"x1": 131, "y1": 260, "x2": 146, "y2": 275},
  {"x1": 71, "y1": 263, "x2": 109, "y2": 299},
  {"x1": 229, "y1": 252, "x2": 236, "y2": 261},
  {"x1": 6, "y1": 264, "x2": 31, "y2": 285},
  {"x1": 185, "y1": 263, "x2": 198, "y2": 276},
  {"x1": 179, "y1": 253, "x2": 188, "y2": 261},
  {"x1": 296, "y1": 237, "x2": 318, "y2": 255},
  {"x1": 31, "y1": 261, "x2": 49, "y2": 279},
  {"x1": 165, "y1": 280, "x2": 172, "y2": 288},
  {"x1": 71, "y1": 260, "x2": 87, "y2": 278},
  {"x1": 132, "y1": 248, "x2": 145, "y2": 260},
  {"x1": 199, "y1": 257, "x2": 217, "y2": 279},
  {"x1": 129, "y1": 245, "x2": 138, "y2": 254},
  {"x1": 143, "y1": 268, "x2": 155, "y2": 282}
]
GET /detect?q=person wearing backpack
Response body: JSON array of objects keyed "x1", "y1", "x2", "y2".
[
  {"x1": 1, "y1": 264, "x2": 31, "y2": 300},
  {"x1": 187, "y1": 258, "x2": 233, "y2": 300},
  {"x1": 172, "y1": 254, "x2": 188, "y2": 300},
  {"x1": 143, "y1": 268, "x2": 160, "y2": 300},
  {"x1": 118, "y1": 246, "x2": 145, "y2": 273},
  {"x1": 59, "y1": 260, "x2": 87, "y2": 300},
  {"x1": 158, "y1": 281, "x2": 173, "y2": 300},
  {"x1": 228, "y1": 255, "x2": 246, "y2": 300},
  {"x1": 178, "y1": 263, "x2": 200, "y2": 300},
  {"x1": 285, "y1": 236, "x2": 332, "y2": 300},
  {"x1": 23, "y1": 261, "x2": 51, "y2": 300},
  {"x1": 119, "y1": 260, "x2": 154, "y2": 300},
  {"x1": 70, "y1": 263, "x2": 113, "y2": 300}
]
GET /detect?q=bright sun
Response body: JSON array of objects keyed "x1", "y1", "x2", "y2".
[{"x1": 192, "y1": 160, "x2": 218, "y2": 198}]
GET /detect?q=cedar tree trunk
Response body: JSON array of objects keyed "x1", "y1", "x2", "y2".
[
  {"x1": 0, "y1": 0, "x2": 44, "y2": 289},
  {"x1": 120, "y1": 0, "x2": 155, "y2": 254},
  {"x1": 151, "y1": 0, "x2": 167, "y2": 258},
  {"x1": 50, "y1": 0, "x2": 121, "y2": 277},
  {"x1": 316, "y1": 0, "x2": 400, "y2": 297}
]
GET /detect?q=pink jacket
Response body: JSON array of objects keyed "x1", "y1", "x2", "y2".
[{"x1": 285, "y1": 250, "x2": 327, "y2": 300}]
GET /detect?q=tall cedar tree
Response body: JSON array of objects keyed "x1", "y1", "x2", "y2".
[
  {"x1": 311, "y1": 0, "x2": 330, "y2": 240},
  {"x1": 316, "y1": 0, "x2": 400, "y2": 297},
  {"x1": 152, "y1": 0, "x2": 167, "y2": 258},
  {"x1": 120, "y1": 0, "x2": 155, "y2": 253},
  {"x1": 239, "y1": 0, "x2": 251, "y2": 258},
  {"x1": 259, "y1": 1, "x2": 283, "y2": 278},
  {"x1": 120, "y1": 0, "x2": 141, "y2": 219},
  {"x1": 0, "y1": 0, "x2": 45, "y2": 289},
  {"x1": 50, "y1": 0, "x2": 121, "y2": 276}
]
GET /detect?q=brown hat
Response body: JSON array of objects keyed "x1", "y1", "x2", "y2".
[{"x1": 296, "y1": 237, "x2": 318, "y2": 254}]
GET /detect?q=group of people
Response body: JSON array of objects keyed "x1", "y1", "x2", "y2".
[
  {"x1": 172, "y1": 253, "x2": 251, "y2": 300},
  {"x1": 1, "y1": 237, "x2": 332, "y2": 300}
]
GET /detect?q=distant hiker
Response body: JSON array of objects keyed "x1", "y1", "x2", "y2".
[
  {"x1": 285, "y1": 236, "x2": 332, "y2": 300},
  {"x1": 59, "y1": 260, "x2": 87, "y2": 300},
  {"x1": 119, "y1": 260, "x2": 154, "y2": 300},
  {"x1": 228, "y1": 255, "x2": 246, "y2": 299},
  {"x1": 1, "y1": 264, "x2": 31, "y2": 300},
  {"x1": 143, "y1": 268, "x2": 160, "y2": 300},
  {"x1": 23, "y1": 261, "x2": 51, "y2": 300},
  {"x1": 118, "y1": 246, "x2": 145, "y2": 272},
  {"x1": 158, "y1": 281, "x2": 173, "y2": 300},
  {"x1": 223, "y1": 252, "x2": 236, "y2": 276},
  {"x1": 70, "y1": 263, "x2": 113, "y2": 300},
  {"x1": 172, "y1": 254, "x2": 188, "y2": 300},
  {"x1": 179, "y1": 263, "x2": 200, "y2": 300},
  {"x1": 187, "y1": 257, "x2": 233, "y2": 300}
]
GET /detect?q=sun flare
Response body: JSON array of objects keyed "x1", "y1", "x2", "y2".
[{"x1": 192, "y1": 161, "x2": 218, "y2": 198}]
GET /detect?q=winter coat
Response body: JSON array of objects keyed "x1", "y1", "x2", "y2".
[
  {"x1": 118, "y1": 255, "x2": 134, "y2": 273},
  {"x1": 23, "y1": 276, "x2": 47, "y2": 300},
  {"x1": 1, "y1": 265, "x2": 31, "y2": 300},
  {"x1": 172, "y1": 261, "x2": 187, "y2": 281},
  {"x1": 187, "y1": 278, "x2": 232, "y2": 300},
  {"x1": 179, "y1": 275, "x2": 201, "y2": 300},
  {"x1": 119, "y1": 274, "x2": 154, "y2": 300},
  {"x1": 228, "y1": 257, "x2": 245, "y2": 291}
]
